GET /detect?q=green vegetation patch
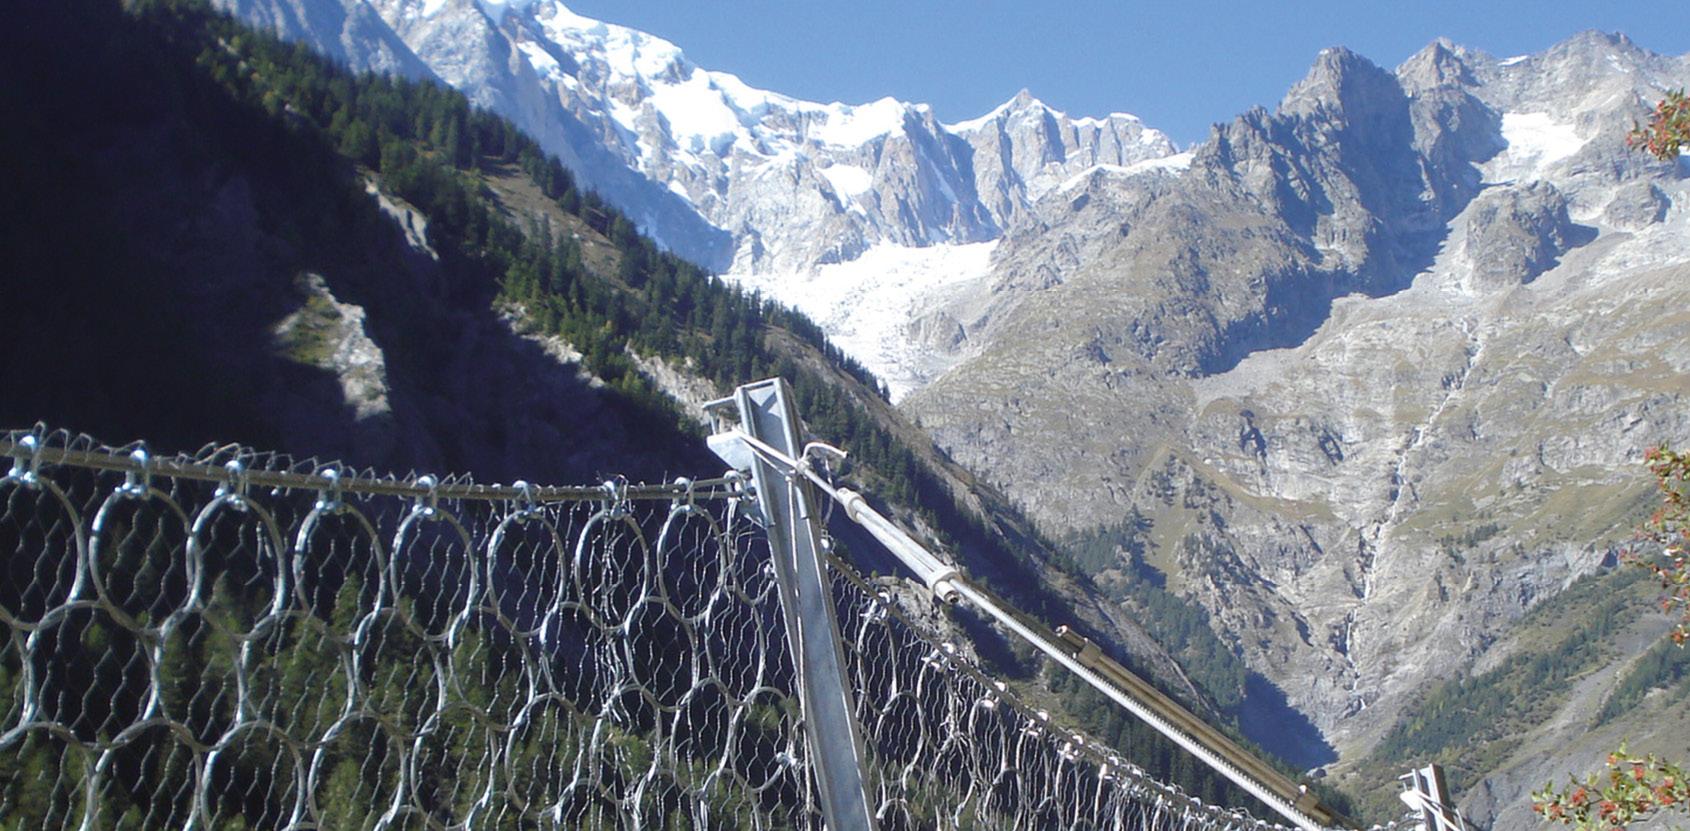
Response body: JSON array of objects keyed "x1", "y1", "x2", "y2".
[
  {"x1": 1347, "y1": 567, "x2": 1656, "y2": 821},
  {"x1": 1596, "y1": 633, "x2": 1690, "y2": 725},
  {"x1": 273, "y1": 286, "x2": 343, "y2": 367},
  {"x1": 1065, "y1": 509, "x2": 1249, "y2": 715}
]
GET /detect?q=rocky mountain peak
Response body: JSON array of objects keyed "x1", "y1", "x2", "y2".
[
  {"x1": 1557, "y1": 28, "x2": 1638, "y2": 56},
  {"x1": 1278, "y1": 47, "x2": 1402, "y2": 122},
  {"x1": 947, "y1": 88, "x2": 1045, "y2": 127},
  {"x1": 1396, "y1": 38, "x2": 1480, "y2": 92},
  {"x1": 1525, "y1": 29, "x2": 1655, "y2": 85},
  {"x1": 1192, "y1": 105, "x2": 1271, "y2": 174},
  {"x1": 1487, "y1": 28, "x2": 1676, "y2": 119}
]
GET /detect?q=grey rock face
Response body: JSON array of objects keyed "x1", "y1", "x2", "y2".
[
  {"x1": 906, "y1": 32, "x2": 1690, "y2": 783},
  {"x1": 1461, "y1": 182, "x2": 1577, "y2": 288},
  {"x1": 272, "y1": 272, "x2": 391, "y2": 408},
  {"x1": 1603, "y1": 180, "x2": 1669, "y2": 229},
  {"x1": 1398, "y1": 40, "x2": 1504, "y2": 216},
  {"x1": 216, "y1": 0, "x2": 438, "y2": 80},
  {"x1": 954, "y1": 89, "x2": 1178, "y2": 229},
  {"x1": 907, "y1": 309, "x2": 967, "y2": 353},
  {"x1": 929, "y1": 45, "x2": 1492, "y2": 398}
]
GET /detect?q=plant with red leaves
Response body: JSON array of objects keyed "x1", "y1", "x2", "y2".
[
  {"x1": 1628, "y1": 90, "x2": 1690, "y2": 162},
  {"x1": 1532, "y1": 446, "x2": 1690, "y2": 829},
  {"x1": 1631, "y1": 446, "x2": 1690, "y2": 647},
  {"x1": 1534, "y1": 748, "x2": 1689, "y2": 831}
]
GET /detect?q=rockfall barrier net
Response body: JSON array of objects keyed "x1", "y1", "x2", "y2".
[{"x1": 0, "y1": 428, "x2": 1279, "y2": 831}]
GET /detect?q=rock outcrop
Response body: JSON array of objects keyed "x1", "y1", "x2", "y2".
[{"x1": 1461, "y1": 181, "x2": 1577, "y2": 289}]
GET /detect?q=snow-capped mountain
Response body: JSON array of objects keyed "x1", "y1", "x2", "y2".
[
  {"x1": 499, "y1": 1, "x2": 1177, "y2": 277},
  {"x1": 217, "y1": 0, "x2": 1176, "y2": 268},
  {"x1": 216, "y1": 0, "x2": 1179, "y2": 397}
]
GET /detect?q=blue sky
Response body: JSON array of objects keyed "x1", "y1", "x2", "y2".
[{"x1": 561, "y1": 1, "x2": 1690, "y2": 146}]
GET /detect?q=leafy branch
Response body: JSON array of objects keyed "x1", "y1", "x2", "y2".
[
  {"x1": 1632, "y1": 446, "x2": 1690, "y2": 646},
  {"x1": 1534, "y1": 748, "x2": 1688, "y2": 831},
  {"x1": 1628, "y1": 89, "x2": 1690, "y2": 161}
]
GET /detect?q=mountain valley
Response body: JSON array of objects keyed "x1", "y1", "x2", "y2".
[{"x1": 13, "y1": 1, "x2": 1690, "y2": 827}]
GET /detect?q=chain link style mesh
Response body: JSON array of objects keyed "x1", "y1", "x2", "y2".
[
  {"x1": 0, "y1": 429, "x2": 1283, "y2": 831},
  {"x1": 829, "y1": 564, "x2": 1279, "y2": 831}
]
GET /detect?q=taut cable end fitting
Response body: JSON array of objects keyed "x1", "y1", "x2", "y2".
[
  {"x1": 513, "y1": 479, "x2": 538, "y2": 517},
  {"x1": 316, "y1": 467, "x2": 343, "y2": 513},
  {"x1": 414, "y1": 474, "x2": 440, "y2": 518},
  {"x1": 7, "y1": 434, "x2": 43, "y2": 486},
  {"x1": 217, "y1": 459, "x2": 251, "y2": 509},
  {"x1": 122, "y1": 446, "x2": 152, "y2": 498}
]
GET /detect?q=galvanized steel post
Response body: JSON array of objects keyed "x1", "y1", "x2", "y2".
[{"x1": 714, "y1": 379, "x2": 877, "y2": 830}]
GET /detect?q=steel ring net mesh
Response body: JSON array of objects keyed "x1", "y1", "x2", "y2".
[{"x1": 0, "y1": 430, "x2": 1278, "y2": 831}]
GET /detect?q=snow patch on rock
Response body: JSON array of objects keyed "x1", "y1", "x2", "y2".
[
  {"x1": 1058, "y1": 151, "x2": 1193, "y2": 191},
  {"x1": 1489, "y1": 112, "x2": 1586, "y2": 182},
  {"x1": 515, "y1": 39, "x2": 561, "y2": 79},
  {"x1": 819, "y1": 163, "x2": 874, "y2": 198},
  {"x1": 724, "y1": 241, "x2": 1000, "y2": 401}
]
